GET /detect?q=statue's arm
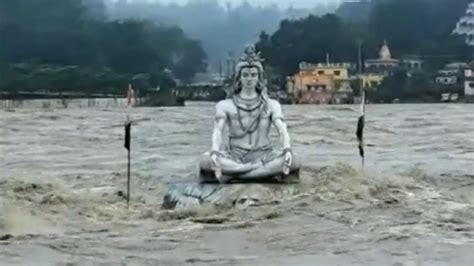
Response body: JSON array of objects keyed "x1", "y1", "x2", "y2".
[
  {"x1": 270, "y1": 100, "x2": 291, "y2": 150},
  {"x1": 211, "y1": 101, "x2": 227, "y2": 152}
]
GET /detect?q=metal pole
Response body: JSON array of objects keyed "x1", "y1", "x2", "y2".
[
  {"x1": 127, "y1": 144, "x2": 131, "y2": 207},
  {"x1": 356, "y1": 39, "x2": 365, "y2": 170}
]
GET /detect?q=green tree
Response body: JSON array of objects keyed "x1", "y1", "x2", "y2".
[
  {"x1": 256, "y1": 14, "x2": 361, "y2": 77},
  {"x1": 172, "y1": 40, "x2": 208, "y2": 82},
  {"x1": 0, "y1": 0, "x2": 207, "y2": 93},
  {"x1": 369, "y1": 0, "x2": 471, "y2": 62}
]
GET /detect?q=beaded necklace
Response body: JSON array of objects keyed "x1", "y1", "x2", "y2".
[{"x1": 230, "y1": 95, "x2": 267, "y2": 146}]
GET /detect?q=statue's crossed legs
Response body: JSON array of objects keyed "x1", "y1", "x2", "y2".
[{"x1": 198, "y1": 146, "x2": 300, "y2": 183}]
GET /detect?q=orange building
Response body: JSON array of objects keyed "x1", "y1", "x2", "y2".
[
  {"x1": 290, "y1": 72, "x2": 334, "y2": 104},
  {"x1": 287, "y1": 62, "x2": 353, "y2": 104}
]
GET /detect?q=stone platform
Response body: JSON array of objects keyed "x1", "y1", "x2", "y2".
[{"x1": 162, "y1": 178, "x2": 301, "y2": 210}]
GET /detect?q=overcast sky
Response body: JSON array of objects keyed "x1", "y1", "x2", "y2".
[{"x1": 155, "y1": 0, "x2": 342, "y2": 8}]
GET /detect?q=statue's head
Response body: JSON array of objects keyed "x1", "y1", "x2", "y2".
[{"x1": 232, "y1": 45, "x2": 266, "y2": 95}]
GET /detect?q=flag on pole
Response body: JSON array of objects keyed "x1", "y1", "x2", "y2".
[
  {"x1": 124, "y1": 84, "x2": 134, "y2": 207},
  {"x1": 126, "y1": 83, "x2": 134, "y2": 107},
  {"x1": 124, "y1": 122, "x2": 131, "y2": 150},
  {"x1": 124, "y1": 84, "x2": 134, "y2": 150},
  {"x1": 356, "y1": 91, "x2": 366, "y2": 167}
]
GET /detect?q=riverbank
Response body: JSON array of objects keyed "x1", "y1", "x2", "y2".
[{"x1": 0, "y1": 90, "x2": 185, "y2": 109}]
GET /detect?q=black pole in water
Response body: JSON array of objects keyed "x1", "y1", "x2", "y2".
[
  {"x1": 124, "y1": 119, "x2": 132, "y2": 207},
  {"x1": 124, "y1": 84, "x2": 134, "y2": 208},
  {"x1": 356, "y1": 39, "x2": 365, "y2": 170},
  {"x1": 356, "y1": 91, "x2": 365, "y2": 169}
]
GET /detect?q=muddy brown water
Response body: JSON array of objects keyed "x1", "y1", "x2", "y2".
[{"x1": 1, "y1": 102, "x2": 473, "y2": 265}]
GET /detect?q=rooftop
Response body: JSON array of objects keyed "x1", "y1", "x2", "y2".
[{"x1": 299, "y1": 62, "x2": 352, "y2": 70}]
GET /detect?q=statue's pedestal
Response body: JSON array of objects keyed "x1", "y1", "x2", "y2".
[
  {"x1": 162, "y1": 175, "x2": 300, "y2": 210},
  {"x1": 198, "y1": 168, "x2": 300, "y2": 184}
]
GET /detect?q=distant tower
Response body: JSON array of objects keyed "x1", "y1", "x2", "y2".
[
  {"x1": 379, "y1": 39, "x2": 392, "y2": 60},
  {"x1": 364, "y1": 39, "x2": 399, "y2": 74},
  {"x1": 453, "y1": 2, "x2": 474, "y2": 46}
]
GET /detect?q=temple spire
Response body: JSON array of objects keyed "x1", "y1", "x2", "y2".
[{"x1": 379, "y1": 39, "x2": 392, "y2": 60}]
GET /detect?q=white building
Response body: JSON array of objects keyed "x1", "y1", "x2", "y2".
[
  {"x1": 453, "y1": 2, "x2": 474, "y2": 46},
  {"x1": 435, "y1": 62, "x2": 467, "y2": 85},
  {"x1": 365, "y1": 40, "x2": 400, "y2": 74},
  {"x1": 464, "y1": 62, "x2": 474, "y2": 96},
  {"x1": 436, "y1": 75, "x2": 458, "y2": 85}
]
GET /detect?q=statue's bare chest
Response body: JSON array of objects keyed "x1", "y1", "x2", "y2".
[{"x1": 226, "y1": 105, "x2": 271, "y2": 132}]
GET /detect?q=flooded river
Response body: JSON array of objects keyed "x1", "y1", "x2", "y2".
[{"x1": 1, "y1": 102, "x2": 473, "y2": 265}]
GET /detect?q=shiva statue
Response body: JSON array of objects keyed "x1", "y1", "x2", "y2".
[{"x1": 198, "y1": 45, "x2": 300, "y2": 183}]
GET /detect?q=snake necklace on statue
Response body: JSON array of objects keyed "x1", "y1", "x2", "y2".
[{"x1": 231, "y1": 94, "x2": 267, "y2": 146}]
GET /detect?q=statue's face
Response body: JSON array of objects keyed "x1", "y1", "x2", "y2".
[{"x1": 240, "y1": 67, "x2": 259, "y2": 90}]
